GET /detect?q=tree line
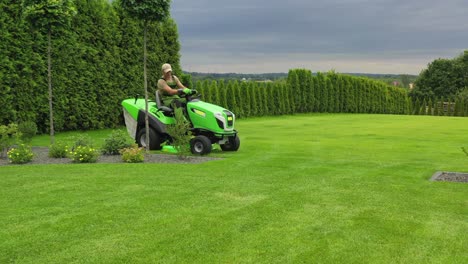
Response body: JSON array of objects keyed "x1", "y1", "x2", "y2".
[
  {"x1": 0, "y1": 0, "x2": 182, "y2": 132},
  {"x1": 194, "y1": 70, "x2": 410, "y2": 118}
]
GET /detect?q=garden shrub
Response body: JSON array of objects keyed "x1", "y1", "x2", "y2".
[
  {"x1": 69, "y1": 146, "x2": 99, "y2": 163},
  {"x1": 7, "y1": 144, "x2": 34, "y2": 164},
  {"x1": 120, "y1": 144, "x2": 144, "y2": 163},
  {"x1": 101, "y1": 130, "x2": 133, "y2": 155},
  {"x1": 18, "y1": 121, "x2": 37, "y2": 143},
  {"x1": 48, "y1": 142, "x2": 69, "y2": 158},
  {"x1": 0, "y1": 123, "x2": 21, "y2": 158},
  {"x1": 70, "y1": 134, "x2": 94, "y2": 150}
]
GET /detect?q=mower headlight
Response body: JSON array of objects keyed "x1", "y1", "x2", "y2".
[{"x1": 214, "y1": 112, "x2": 226, "y2": 129}]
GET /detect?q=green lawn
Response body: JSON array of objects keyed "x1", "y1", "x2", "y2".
[{"x1": 1, "y1": 114, "x2": 467, "y2": 263}]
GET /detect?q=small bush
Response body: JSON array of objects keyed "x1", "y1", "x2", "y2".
[
  {"x1": 49, "y1": 142, "x2": 69, "y2": 158},
  {"x1": 101, "y1": 130, "x2": 133, "y2": 155},
  {"x1": 165, "y1": 108, "x2": 192, "y2": 159},
  {"x1": 18, "y1": 121, "x2": 37, "y2": 143},
  {"x1": 7, "y1": 144, "x2": 34, "y2": 164},
  {"x1": 69, "y1": 146, "x2": 99, "y2": 163},
  {"x1": 120, "y1": 144, "x2": 145, "y2": 163},
  {"x1": 0, "y1": 123, "x2": 21, "y2": 158},
  {"x1": 69, "y1": 134, "x2": 93, "y2": 150}
]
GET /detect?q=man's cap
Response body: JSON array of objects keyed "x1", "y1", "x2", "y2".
[{"x1": 162, "y1": 63, "x2": 172, "y2": 73}]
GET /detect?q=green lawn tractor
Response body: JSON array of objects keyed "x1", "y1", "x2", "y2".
[{"x1": 121, "y1": 90, "x2": 240, "y2": 155}]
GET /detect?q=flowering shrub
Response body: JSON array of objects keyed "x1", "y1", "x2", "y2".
[
  {"x1": 120, "y1": 144, "x2": 145, "y2": 163},
  {"x1": 69, "y1": 146, "x2": 99, "y2": 163},
  {"x1": 7, "y1": 144, "x2": 34, "y2": 164},
  {"x1": 48, "y1": 142, "x2": 69, "y2": 158}
]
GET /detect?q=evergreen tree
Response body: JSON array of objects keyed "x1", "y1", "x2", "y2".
[
  {"x1": 225, "y1": 81, "x2": 237, "y2": 113},
  {"x1": 413, "y1": 98, "x2": 420, "y2": 115},
  {"x1": 311, "y1": 76, "x2": 320, "y2": 112},
  {"x1": 119, "y1": 0, "x2": 171, "y2": 151},
  {"x1": 22, "y1": 0, "x2": 77, "y2": 143},
  {"x1": 233, "y1": 81, "x2": 243, "y2": 118},
  {"x1": 208, "y1": 80, "x2": 218, "y2": 105},
  {"x1": 419, "y1": 98, "x2": 427, "y2": 115},
  {"x1": 326, "y1": 77, "x2": 334, "y2": 113},
  {"x1": 240, "y1": 82, "x2": 251, "y2": 117},
  {"x1": 248, "y1": 82, "x2": 257, "y2": 116},
  {"x1": 316, "y1": 73, "x2": 326, "y2": 112},
  {"x1": 218, "y1": 80, "x2": 227, "y2": 108}
]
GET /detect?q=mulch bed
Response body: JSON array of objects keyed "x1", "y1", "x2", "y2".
[
  {"x1": 430, "y1": 171, "x2": 468, "y2": 183},
  {"x1": 0, "y1": 147, "x2": 220, "y2": 166}
]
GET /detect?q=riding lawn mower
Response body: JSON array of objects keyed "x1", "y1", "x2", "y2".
[{"x1": 121, "y1": 90, "x2": 240, "y2": 155}]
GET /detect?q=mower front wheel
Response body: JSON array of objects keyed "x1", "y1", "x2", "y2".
[
  {"x1": 220, "y1": 135, "x2": 240, "y2": 151},
  {"x1": 137, "y1": 127, "x2": 162, "y2": 150},
  {"x1": 190, "y1": 135, "x2": 212, "y2": 155}
]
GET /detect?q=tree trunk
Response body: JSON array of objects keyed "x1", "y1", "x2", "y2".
[
  {"x1": 48, "y1": 29, "x2": 54, "y2": 144},
  {"x1": 143, "y1": 21, "x2": 150, "y2": 152}
]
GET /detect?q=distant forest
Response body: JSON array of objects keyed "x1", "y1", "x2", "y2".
[{"x1": 186, "y1": 71, "x2": 418, "y2": 89}]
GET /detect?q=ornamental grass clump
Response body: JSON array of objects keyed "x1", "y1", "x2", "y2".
[
  {"x1": 69, "y1": 146, "x2": 99, "y2": 163},
  {"x1": 120, "y1": 144, "x2": 145, "y2": 163},
  {"x1": 7, "y1": 144, "x2": 34, "y2": 164}
]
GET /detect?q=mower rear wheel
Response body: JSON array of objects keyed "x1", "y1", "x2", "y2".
[
  {"x1": 190, "y1": 135, "x2": 212, "y2": 155},
  {"x1": 220, "y1": 135, "x2": 240, "y2": 151},
  {"x1": 137, "y1": 127, "x2": 162, "y2": 150}
]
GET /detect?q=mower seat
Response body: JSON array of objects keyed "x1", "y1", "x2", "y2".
[{"x1": 155, "y1": 91, "x2": 174, "y2": 115}]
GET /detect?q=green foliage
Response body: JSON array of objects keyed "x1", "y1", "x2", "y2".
[
  {"x1": 419, "y1": 98, "x2": 427, "y2": 115},
  {"x1": 101, "y1": 130, "x2": 133, "y2": 155},
  {"x1": 22, "y1": 0, "x2": 77, "y2": 31},
  {"x1": 18, "y1": 121, "x2": 37, "y2": 143},
  {"x1": 2, "y1": 0, "x2": 181, "y2": 133},
  {"x1": 411, "y1": 50, "x2": 467, "y2": 100},
  {"x1": 7, "y1": 144, "x2": 34, "y2": 164},
  {"x1": 412, "y1": 98, "x2": 420, "y2": 115},
  {"x1": 164, "y1": 108, "x2": 192, "y2": 159},
  {"x1": 69, "y1": 145, "x2": 99, "y2": 163},
  {"x1": 180, "y1": 73, "x2": 193, "y2": 89},
  {"x1": 48, "y1": 141, "x2": 69, "y2": 158},
  {"x1": 70, "y1": 134, "x2": 93, "y2": 150},
  {"x1": 119, "y1": 0, "x2": 170, "y2": 22},
  {"x1": 120, "y1": 144, "x2": 144, "y2": 163},
  {"x1": 187, "y1": 70, "x2": 410, "y2": 118},
  {"x1": 0, "y1": 123, "x2": 21, "y2": 158}
]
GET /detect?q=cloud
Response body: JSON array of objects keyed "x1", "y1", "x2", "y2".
[{"x1": 171, "y1": 0, "x2": 468, "y2": 74}]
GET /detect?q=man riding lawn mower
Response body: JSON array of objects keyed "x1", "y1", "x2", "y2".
[{"x1": 121, "y1": 88, "x2": 240, "y2": 155}]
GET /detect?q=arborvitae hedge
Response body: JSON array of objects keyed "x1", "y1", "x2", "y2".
[
  {"x1": 1, "y1": 0, "x2": 182, "y2": 132},
  {"x1": 190, "y1": 69, "x2": 411, "y2": 118}
]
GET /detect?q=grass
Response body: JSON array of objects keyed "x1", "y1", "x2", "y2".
[
  {"x1": 30, "y1": 128, "x2": 124, "y2": 148},
  {"x1": 1, "y1": 114, "x2": 467, "y2": 263}
]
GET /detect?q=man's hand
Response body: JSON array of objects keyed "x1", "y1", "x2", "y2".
[{"x1": 183, "y1": 88, "x2": 191, "y2": 94}]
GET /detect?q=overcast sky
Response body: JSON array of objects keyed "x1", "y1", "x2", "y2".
[{"x1": 170, "y1": 0, "x2": 468, "y2": 74}]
